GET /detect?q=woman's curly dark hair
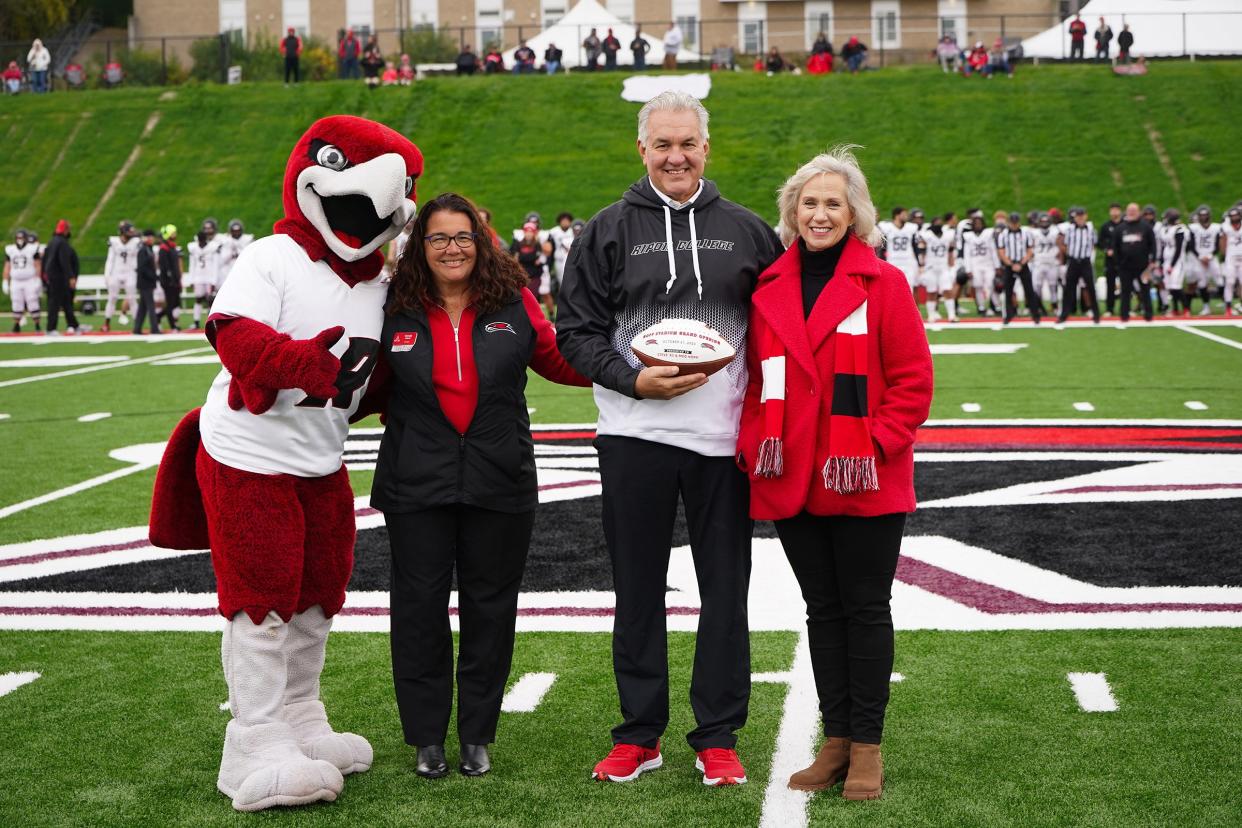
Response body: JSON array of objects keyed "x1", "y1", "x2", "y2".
[{"x1": 389, "y1": 192, "x2": 527, "y2": 316}]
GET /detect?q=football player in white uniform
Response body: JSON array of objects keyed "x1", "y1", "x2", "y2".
[
  {"x1": 548, "y1": 211, "x2": 575, "y2": 289},
  {"x1": 1220, "y1": 207, "x2": 1242, "y2": 315},
  {"x1": 1185, "y1": 206, "x2": 1221, "y2": 315},
  {"x1": 219, "y1": 219, "x2": 254, "y2": 286},
  {"x1": 4, "y1": 229, "x2": 42, "y2": 332},
  {"x1": 188, "y1": 221, "x2": 225, "y2": 329},
  {"x1": 879, "y1": 206, "x2": 922, "y2": 290},
  {"x1": 958, "y1": 214, "x2": 1000, "y2": 316},
  {"x1": 918, "y1": 214, "x2": 957, "y2": 322},
  {"x1": 1029, "y1": 213, "x2": 1063, "y2": 316},
  {"x1": 1155, "y1": 208, "x2": 1190, "y2": 316},
  {"x1": 103, "y1": 220, "x2": 142, "y2": 331}
]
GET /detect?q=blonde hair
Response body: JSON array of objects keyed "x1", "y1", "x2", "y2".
[{"x1": 776, "y1": 145, "x2": 881, "y2": 248}]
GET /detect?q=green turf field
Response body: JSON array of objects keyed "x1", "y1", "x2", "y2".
[
  {"x1": 1, "y1": 628, "x2": 1238, "y2": 827},
  {"x1": 3, "y1": 62, "x2": 1241, "y2": 256}
]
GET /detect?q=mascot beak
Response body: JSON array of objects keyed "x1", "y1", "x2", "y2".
[{"x1": 296, "y1": 152, "x2": 417, "y2": 263}]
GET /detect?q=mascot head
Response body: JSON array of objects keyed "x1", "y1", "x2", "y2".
[{"x1": 275, "y1": 115, "x2": 423, "y2": 285}]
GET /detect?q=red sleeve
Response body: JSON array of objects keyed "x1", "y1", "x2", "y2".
[
  {"x1": 522, "y1": 289, "x2": 591, "y2": 387},
  {"x1": 870, "y1": 270, "x2": 934, "y2": 460},
  {"x1": 209, "y1": 315, "x2": 343, "y2": 415}
]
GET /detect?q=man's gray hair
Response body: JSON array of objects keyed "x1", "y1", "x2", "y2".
[
  {"x1": 637, "y1": 90, "x2": 710, "y2": 145},
  {"x1": 776, "y1": 145, "x2": 882, "y2": 248}
]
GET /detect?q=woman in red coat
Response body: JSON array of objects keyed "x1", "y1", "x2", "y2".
[{"x1": 737, "y1": 147, "x2": 933, "y2": 800}]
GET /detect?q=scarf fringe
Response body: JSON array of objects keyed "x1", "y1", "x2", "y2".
[
  {"x1": 754, "y1": 436, "x2": 784, "y2": 478},
  {"x1": 822, "y1": 455, "x2": 879, "y2": 495}
]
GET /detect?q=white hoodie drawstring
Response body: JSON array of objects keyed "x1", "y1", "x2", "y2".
[{"x1": 662, "y1": 204, "x2": 704, "y2": 300}]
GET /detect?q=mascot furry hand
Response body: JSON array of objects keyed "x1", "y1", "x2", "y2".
[{"x1": 149, "y1": 115, "x2": 422, "y2": 812}]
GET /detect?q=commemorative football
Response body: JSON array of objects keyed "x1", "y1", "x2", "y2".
[{"x1": 630, "y1": 318, "x2": 736, "y2": 376}]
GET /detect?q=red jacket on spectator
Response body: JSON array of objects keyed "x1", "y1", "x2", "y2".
[
  {"x1": 807, "y1": 52, "x2": 833, "y2": 74},
  {"x1": 737, "y1": 235, "x2": 933, "y2": 520},
  {"x1": 338, "y1": 32, "x2": 360, "y2": 59},
  {"x1": 967, "y1": 45, "x2": 989, "y2": 72}
]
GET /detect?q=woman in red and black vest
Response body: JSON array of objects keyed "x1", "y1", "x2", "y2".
[
  {"x1": 736, "y1": 148, "x2": 933, "y2": 800},
  {"x1": 370, "y1": 193, "x2": 588, "y2": 779}
]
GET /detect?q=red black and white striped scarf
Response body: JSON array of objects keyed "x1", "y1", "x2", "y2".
[{"x1": 752, "y1": 283, "x2": 878, "y2": 494}]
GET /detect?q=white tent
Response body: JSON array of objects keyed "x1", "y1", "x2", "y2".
[
  {"x1": 1021, "y1": 0, "x2": 1242, "y2": 59},
  {"x1": 501, "y1": 0, "x2": 699, "y2": 69}
]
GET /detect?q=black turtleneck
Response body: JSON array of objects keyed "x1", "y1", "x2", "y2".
[{"x1": 800, "y1": 236, "x2": 846, "y2": 319}]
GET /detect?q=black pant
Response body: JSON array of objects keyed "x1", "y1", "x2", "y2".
[
  {"x1": 1119, "y1": 263, "x2": 1152, "y2": 321},
  {"x1": 1059, "y1": 258, "x2": 1100, "y2": 322},
  {"x1": 46, "y1": 279, "x2": 78, "y2": 331},
  {"x1": 386, "y1": 505, "x2": 533, "y2": 746},
  {"x1": 1070, "y1": 41, "x2": 1085, "y2": 60},
  {"x1": 595, "y1": 435, "x2": 752, "y2": 751},
  {"x1": 1003, "y1": 264, "x2": 1041, "y2": 322},
  {"x1": 157, "y1": 277, "x2": 180, "y2": 329},
  {"x1": 133, "y1": 285, "x2": 158, "y2": 333},
  {"x1": 1104, "y1": 260, "x2": 1120, "y2": 314},
  {"x1": 284, "y1": 57, "x2": 299, "y2": 83},
  {"x1": 775, "y1": 512, "x2": 905, "y2": 744}
]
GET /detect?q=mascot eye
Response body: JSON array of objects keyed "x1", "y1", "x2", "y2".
[
  {"x1": 315, "y1": 144, "x2": 348, "y2": 171},
  {"x1": 404, "y1": 176, "x2": 414, "y2": 197}
]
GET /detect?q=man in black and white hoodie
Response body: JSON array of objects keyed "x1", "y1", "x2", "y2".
[{"x1": 558, "y1": 90, "x2": 781, "y2": 787}]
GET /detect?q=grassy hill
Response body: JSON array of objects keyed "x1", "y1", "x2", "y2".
[{"x1": 3, "y1": 61, "x2": 1240, "y2": 260}]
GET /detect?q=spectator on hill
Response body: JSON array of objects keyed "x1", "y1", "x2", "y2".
[
  {"x1": 134, "y1": 229, "x2": 160, "y2": 335},
  {"x1": 339, "y1": 28, "x2": 361, "y2": 79},
  {"x1": 812, "y1": 32, "x2": 833, "y2": 59},
  {"x1": 583, "y1": 28, "x2": 602, "y2": 71},
  {"x1": 456, "y1": 45, "x2": 478, "y2": 76},
  {"x1": 484, "y1": 46, "x2": 505, "y2": 74},
  {"x1": 986, "y1": 38, "x2": 1013, "y2": 78},
  {"x1": 362, "y1": 35, "x2": 383, "y2": 88},
  {"x1": 102, "y1": 60, "x2": 123, "y2": 87},
  {"x1": 1068, "y1": 14, "x2": 1088, "y2": 61},
  {"x1": 936, "y1": 35, "x2": 961, "y2": 73},
  {"x1": 381, "y1": 61, "x2": 398, "y2": 85},
  {"x1": 281, "y1": 27, "x2": 302, "y2": 84},
  {"x1": 807, "y1": 49, "x2": 833, "y2": 75},
  {"x1": 966, "y1": 41, "x2": 988, "y2": 75},
  {"x1": 603, "y1": 29, "x2": 621, "y2": 70},
  {"x1": 398, "y1": 53, "x2": 415, "y2": 85},
  {"x1": 1094, "y1": 18, "x2": 1113, "y2": 61},
  {"x1": 631, "y1": 27, "x2": 650, "y2": 70},
  {"x1": 27, "y1": 38, "x2": 50, "y2": 93},
  {"x1": 765, "y1": 46, "x2": 787, "y2": 75},
  {"x1": 544, "y1": 43, "x2": 563, "y2": 74},
  {"x1": 44, "y1": 220, "x2": 81, "y2": 334},
  {"x1": 842, "y1": 36, "x2": 868, "y2": 74},
  {"x1": 663, "y1": 21, "x2": 683, "y2": 70},
  {"x1": 1117, "y1": 24, "x2": 1134, "y2": 63},
  {"x1": 2, "y1": 61, "x2": 21, "y2": 94},
  {"x1": 513, "y1": 40, "x2": 536, "y2": 74}
]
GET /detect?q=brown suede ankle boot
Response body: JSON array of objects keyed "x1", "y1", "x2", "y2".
[
  {"x1": 842, "y1": 742, "x2": 883, "y2": 800},
  {"x1": 787, "y1": 736, "x2": 850, "y2": 791}
]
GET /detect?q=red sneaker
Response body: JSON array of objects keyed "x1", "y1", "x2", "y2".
[
  {"x1": 592, "y1": 741, "x2": 662, "y2": 782},
  {"x1": 695, "y1": 748, "x2": 748, "y2": 786}
]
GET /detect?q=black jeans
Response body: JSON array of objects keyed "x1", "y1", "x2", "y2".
[
  {"x1": 157, "y1": 276, "x2": 180, "y2": 329},
  {"x1": 1059, "y1": 258, "x2": 1100, "y2": 322},
  {"x1": 1003, "y1": 264, "x2": 1041, "y2": 321},
  {"x1": 1070, "y1": 41, "x2": 1085, "y2": 60},
  {"x1": 1119, "y1": 263, "x2": 1152, "y2": 321},
  {"x1": 133, "y1": 285, "x2": 158, "y2": 333},
  {"x1": 386, "y1": 505, "x2": 533, "y2": 746},
  {"x1": 596, "y1": 435, "x2": 752, "y2": 751},
  {"x1": 284, "y1": 57, "x2": 299, "y2": 83},
  {"x1": 46, "y1": 280, "x2": 78, "y2": 331},
  {"x1": 1104, "y1": 260, "x2": 1120, "y2": 314},
  {"x1": 775, "y1": 512, "x2": 905, "y2": 744}
]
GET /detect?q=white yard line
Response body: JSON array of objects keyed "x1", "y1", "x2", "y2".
[
  {"x1": 1184, "y1": 401, "x2": 1208, "y2": 410},
  {"x1": 758, "y1": 633, "x2": 817, "y2": 828},
  {"x1": 0, "y1": 347, "x2": 213, "y2": 388},
  {"x1": 500, "y1": 672, "x2": 557, "y2": 713},
  {"x1": 77, "y1": 412, "x2": 112, "y2": 423},
  {"x1": 1066, "y1": 672, "x2": 1118, "y2": 712},
  {"x1": 960, "y1": 403, "x2": 982, "y2": 413},
  {"x1": 1072, "y1": 402, "x2": 1095, "y2": 412},
  {"x1": 0, "y1": 671, "x2": 40, "y2": 698},
  {"x1": 1176, "y1": 324, "x2": 1242, "y2": 351},
  {"x1": 0, "y1": 451, "x2": 162, "y2": 521},
  {"x1": 81, "y1": 111, "x2": 162, "y2": 238}
]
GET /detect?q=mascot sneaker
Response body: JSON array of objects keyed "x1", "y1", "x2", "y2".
[
  {"x1": 217, "y1": 720, "x2": 344, "y2": 812},
  {"x1": 285, "y1": 699, "x2": 373, "y2": 775},
  {"x1": 592, "y1": 741, "x2": 663, "y2": 782},
  {"x1": 695, "y1": 748, "x2": 748, "y2": 786}
]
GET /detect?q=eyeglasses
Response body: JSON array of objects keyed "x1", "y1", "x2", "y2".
[{"x1": 424, "y1": 232, "x2": 477, "y2": 250}]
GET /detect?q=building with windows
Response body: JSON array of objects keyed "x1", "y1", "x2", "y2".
[{"x1": 131, "y1": 0, "x2": 1065, "y2": 67}]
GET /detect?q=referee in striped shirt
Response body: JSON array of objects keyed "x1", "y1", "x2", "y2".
[
  {"x1": 996, "y1": 212, "x2": 1041, "y2": 323},
  {"x1": 1058, "y1": 207, "x2": 1100, "y2": 323}
]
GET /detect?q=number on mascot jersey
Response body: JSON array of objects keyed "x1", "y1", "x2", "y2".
[{"x1": 297, "y1": 336, "x2": 380, "y2": 409}]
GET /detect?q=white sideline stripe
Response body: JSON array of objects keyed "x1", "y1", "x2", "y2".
[
  {"x1": 500, "y1": 672, "x2": 557, "y2": 713},
  {"x1": 759, "y1": 633, "x2": 816, "y2": 828},
  {"x1": 960, "y1": 402, "x2": 982, "y2": 412},
  {"x1": 1067, "y1": 672, "x2": 1118, "y2": 712},
  {"x1": 0, "y1": 671, "x2": 40, "y2": 698},
  {"x1": 81, "y1": 110, "x2": 162, "y2": 237},
  {"x1": 76, "y1": 412, "x2": 111, "y2": 423},
  {"x1": 0, "y1": 346, "x2": 214, "y2": 388},
  {"x1": 1184, "y1": 401, "x2": 1209, "y2": 410},
  {"x1": 1176, "y1": 324, "x2": 1242, "y2": 351},
  {"x1": 752, "y1": 671, "x2": 791, "y2": 684},
  {"x1": 0, "y1": 413, "x2": 9, "y2": 420},
  {"x1": 891, "y1": 672, "x2": 905, "y2": 683},
  {"x1": 0, "y1": 461, "x2": 158, "y2": 521},
  {"x1": 1072, "y1": 402, "x2": 1095, "y2": 412},
  {"x1": 151, "y1": 355, "x2": 220, "y2": 366},
  {"x1": 930, "y1": 344, "x2": 1027, "y2": 354},
  {"x1": 0, "y1": 356, "x2": 127, "y2": 367},
  {"x1": 219, "y1": 701, "x2": 230, "y2": 712}
]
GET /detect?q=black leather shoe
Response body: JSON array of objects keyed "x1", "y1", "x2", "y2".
[
  {"x1": 459, "y1": 743, "x2": 491, "y2": 777},
  {"x1": 416, "y1": 745, "x2": 448, "y2": 779}
]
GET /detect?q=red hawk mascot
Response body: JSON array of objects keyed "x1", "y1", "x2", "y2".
[{"x1": 149, "y1": 116, "x2": 422, "y2": 811}]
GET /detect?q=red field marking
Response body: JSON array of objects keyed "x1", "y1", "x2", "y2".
[{"x1": 914, "y1": 425, "x2": 1242, "y2": 452}]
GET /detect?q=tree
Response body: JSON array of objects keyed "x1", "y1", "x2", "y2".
[{"x1": 0, "y1": 0, "x2": 75, "y2": 43}]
